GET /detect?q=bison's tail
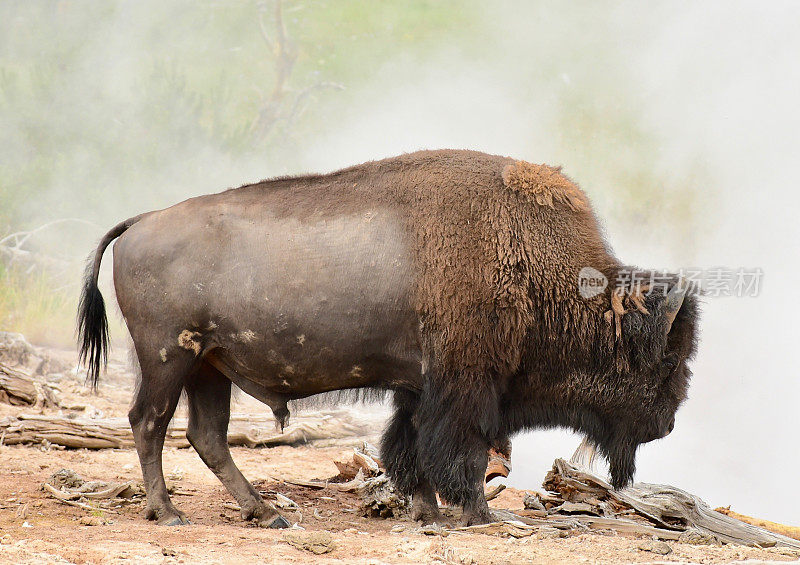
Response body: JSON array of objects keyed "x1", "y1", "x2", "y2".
[{"x1": 77, "y1": 214, "x2": 146, "y2": 388}]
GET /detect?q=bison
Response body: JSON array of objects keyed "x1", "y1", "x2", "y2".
[{"x1": 77, "y1": 149, "x2": 698, "y2": 528}]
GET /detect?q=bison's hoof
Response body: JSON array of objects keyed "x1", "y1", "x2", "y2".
[
  {"x1": 264, "y1": 515, "x2": 291, "y2": 529},
  {"x1": 461, "y1": 511, "x2": 492, "y2": 527},
  {"x1": 146, "y1": 505, "x2": 191, "y2": 526},
  {"x1": 411, "y1": 508, "x2": 450, "y2": 527}
]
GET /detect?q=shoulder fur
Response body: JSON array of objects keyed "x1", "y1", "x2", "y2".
[{"x1": 502, "y1": 160, "x2": 588, "y2": 212}]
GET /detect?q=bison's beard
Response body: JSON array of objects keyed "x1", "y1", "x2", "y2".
[{"x1": 604, "y1": 438, "x2": 637, "y2": 490}]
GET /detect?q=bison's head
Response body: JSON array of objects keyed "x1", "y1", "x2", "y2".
[{"x1": 585, "y1": 278, "x2": 700, "y2": 490}]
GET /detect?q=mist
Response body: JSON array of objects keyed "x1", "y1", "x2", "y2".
[{"x1": 1, "y1": 1, "x2": 798, "y2": 523}]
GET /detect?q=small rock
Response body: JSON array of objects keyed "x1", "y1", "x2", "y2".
[
  {"x1": 390, "y1": 525, "x2": 406, "y2": 533},
  {"x1": 161, "y1": 547, "x2": 178, "y2": 557},
  {"x1": 84, "y1": 404, "x2": 104, "y2": 419},
  {"x1": 522, "y1": 493, "x2": 547, "y2": 512},
  {"x1": 283, "y1": 531, "x2": 335, "y2": 555},
  {"x1": 678, "y1": 528, "x2": 717, "y2": 545},
  {"x1": 773, "y1": 547, "x2": 800, "y2": 557},
  {"x1": 637, "y1": 540, "x2": 672, "y2": 555},
  {"x1": 79, "y1": 516, "x2": 105, "y2": 526},
  {"x1": 46, "y1": 469, "x2": 84, "y2": 490},
  {"x1": 418, "y1": 523, "x2": 449, "y2": 537},
  {"x1": 536, "y1": 527, "x2": 570, "y2": 539}
]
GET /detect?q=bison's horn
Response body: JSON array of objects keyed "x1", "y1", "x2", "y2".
[{"x1": 664, "y1": 280, "x2": 687, "y2": 334}]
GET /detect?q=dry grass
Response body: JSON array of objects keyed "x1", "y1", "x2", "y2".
[{"x1": 0, "y1": 264, "x2": 77, "y2": 346}]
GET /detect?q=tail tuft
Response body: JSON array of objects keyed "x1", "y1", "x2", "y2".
[
  {"x1": 76, "y1": 213, "x2": 145, "y2": 388},
  {"x1": 77, "y1": 261, "x2": 109, "y2": 389}
]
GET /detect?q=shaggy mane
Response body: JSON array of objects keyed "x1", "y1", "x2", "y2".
[{"x1": 502, "y1": 160, "x2": 588, "y2": 212}]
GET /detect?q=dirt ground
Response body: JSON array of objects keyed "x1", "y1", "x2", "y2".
[
  {"x1": 2, "y1": 444, "x2": 799, "y2": 565},
  {"x1": 0, "y1": 345, "x2": 798, "y2": 564}
]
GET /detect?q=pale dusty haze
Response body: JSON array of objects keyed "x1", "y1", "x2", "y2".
[{"x1": 1, "y1": 1, "x2": 797, "y2": 524}]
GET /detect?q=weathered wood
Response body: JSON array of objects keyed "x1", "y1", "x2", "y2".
[
  {"x1": 715, "y1": 506, "x2": 800, "y2": 541},
  {"x1": 333, "y1": 442, "x2": 383, "y2": 481},
  {"x1": 42, "y1": 483, "x2": 120, "y2": 514},
  {"x1": 485, "y1": 484, "x2": 506, "y2": 502},
  {"x1": 454, "y1": 513, "x2": 688, "y2": 541},
  {"x1": 0, "y1": 410, "x2": 375, "y2": 449},
  {"x1": 0, "y1": 362, "x2": 38, "y2": 405},
  {"x1": 541, "y1": 458, "x2": 800, "y2": 549}
]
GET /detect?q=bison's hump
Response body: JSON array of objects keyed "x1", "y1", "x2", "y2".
[{"x1": 501, "y1": 160, "x2": 588, "y2": 212}]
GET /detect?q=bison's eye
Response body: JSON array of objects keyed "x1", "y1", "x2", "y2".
[{"x1": 662, "y1": 352, "x2": 679, "y2": 372}]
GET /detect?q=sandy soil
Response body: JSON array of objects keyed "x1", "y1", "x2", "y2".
[
  {"x1": 1, "y1": 443, "x2": 799, "y2": 565},
  {"x1": 0, "y1": 346, "x2": 798, "y2": 564}
]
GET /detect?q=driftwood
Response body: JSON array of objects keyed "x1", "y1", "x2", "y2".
[
  {"x1": 530, "y1": 458, "x2": 800, "y2": 548},
  {"x1": 448, "y1": 460, "x2": 800, "y2": 548},
  {"x1": 484, "y1": 484, "x2": 506, "y2": 502},
  {"x1": 357, "y1": 474, "x2": 408, "y2": 518},
  {"x1": 0, "y1": 361, "x2": 59, "y2": 408},
  {"x1": 281, "y1": 443, "x2": 408, "y2": 518},
  {"x1": 0, "y1": 332, "x2": 65, "y2": 408},
  {"x1": 332, "y1": 442, "x2": 384, "y2": 481},
  {"x1": 0, "y1": 410, "x2": 375, "y2": 450},
  {"x1": 0, "y1": 362, "x2": 38, "y2": 405},
  {"x1": 0, "y1": 219, "x2": 96, "y2": 274},
  {"x1": 41, "y1": 468, "x2": 141, "y2": 514},
  {"x1": 486, "y1": 446, "x2": 512, "y2": 482},
  {"x1": 715, "y1": 506, "x2": 800, "y2": 541},
  {"x1": 267, "y1": 451, "x2": 799, "y2": 549},
  {"x1": 43, "y1": 483, "x2": 116, "y2": 513}
]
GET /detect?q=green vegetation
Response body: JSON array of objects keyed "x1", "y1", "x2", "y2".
[{"x1": 0, "y1": 1, "x2": 709, "y2": 346}]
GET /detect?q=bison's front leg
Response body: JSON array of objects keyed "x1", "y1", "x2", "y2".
[
  {"x1": 416, "y1": 395, "x2": 494, "y2": 526},
  {"x1": 459, "y1": 444, "x2": 493, "y2": 525},
  {"x1": 185, "y1": 363, "x2": 289, "y2": 528},
  {"x1": 382, "y1": 391, "x2": 449, "y2": 525}
]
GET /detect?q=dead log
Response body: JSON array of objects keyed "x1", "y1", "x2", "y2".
[
  {"x1": 357, "y1": 474, "x2": 408, "y2": 518},
  {"x1": 0, "y1": 356, "x2": 60, "y2": 408},
  {"x1": 332, "y1": 442, "x2": 383, "y2": 481},
  {"x1": 486, "y1": 449, "x2": 512, "y2": 483},
  {"x1": 542, "y1": 458, "x2": 800, "y2": 548},
  {"x1": 0, "y1": 362, "x2": 38, "y2": 405},
  {"x1": 485, "y1": 484, "x2": 506, "y2": 502},
  {"x1": 0, "y1": 410, "x2": 375, "y2": 450},
  {"x1": 715, "y1": 506, "x2": 800, "y2": 541}
]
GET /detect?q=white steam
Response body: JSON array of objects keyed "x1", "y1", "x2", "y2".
[{"x1": 4, "y1": 1, "x2": 799, "y2": 522}]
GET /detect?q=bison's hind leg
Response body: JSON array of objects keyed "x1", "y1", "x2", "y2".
[
  {"x1": 128, "y1": 351, "x2": 192, "y2": 525},
  {"x1": 381, "y1": 391, "x2": 448, "y2": 525},
  {"x1": 185, "y1": 361, "x2": 289, "y2": 528}
]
